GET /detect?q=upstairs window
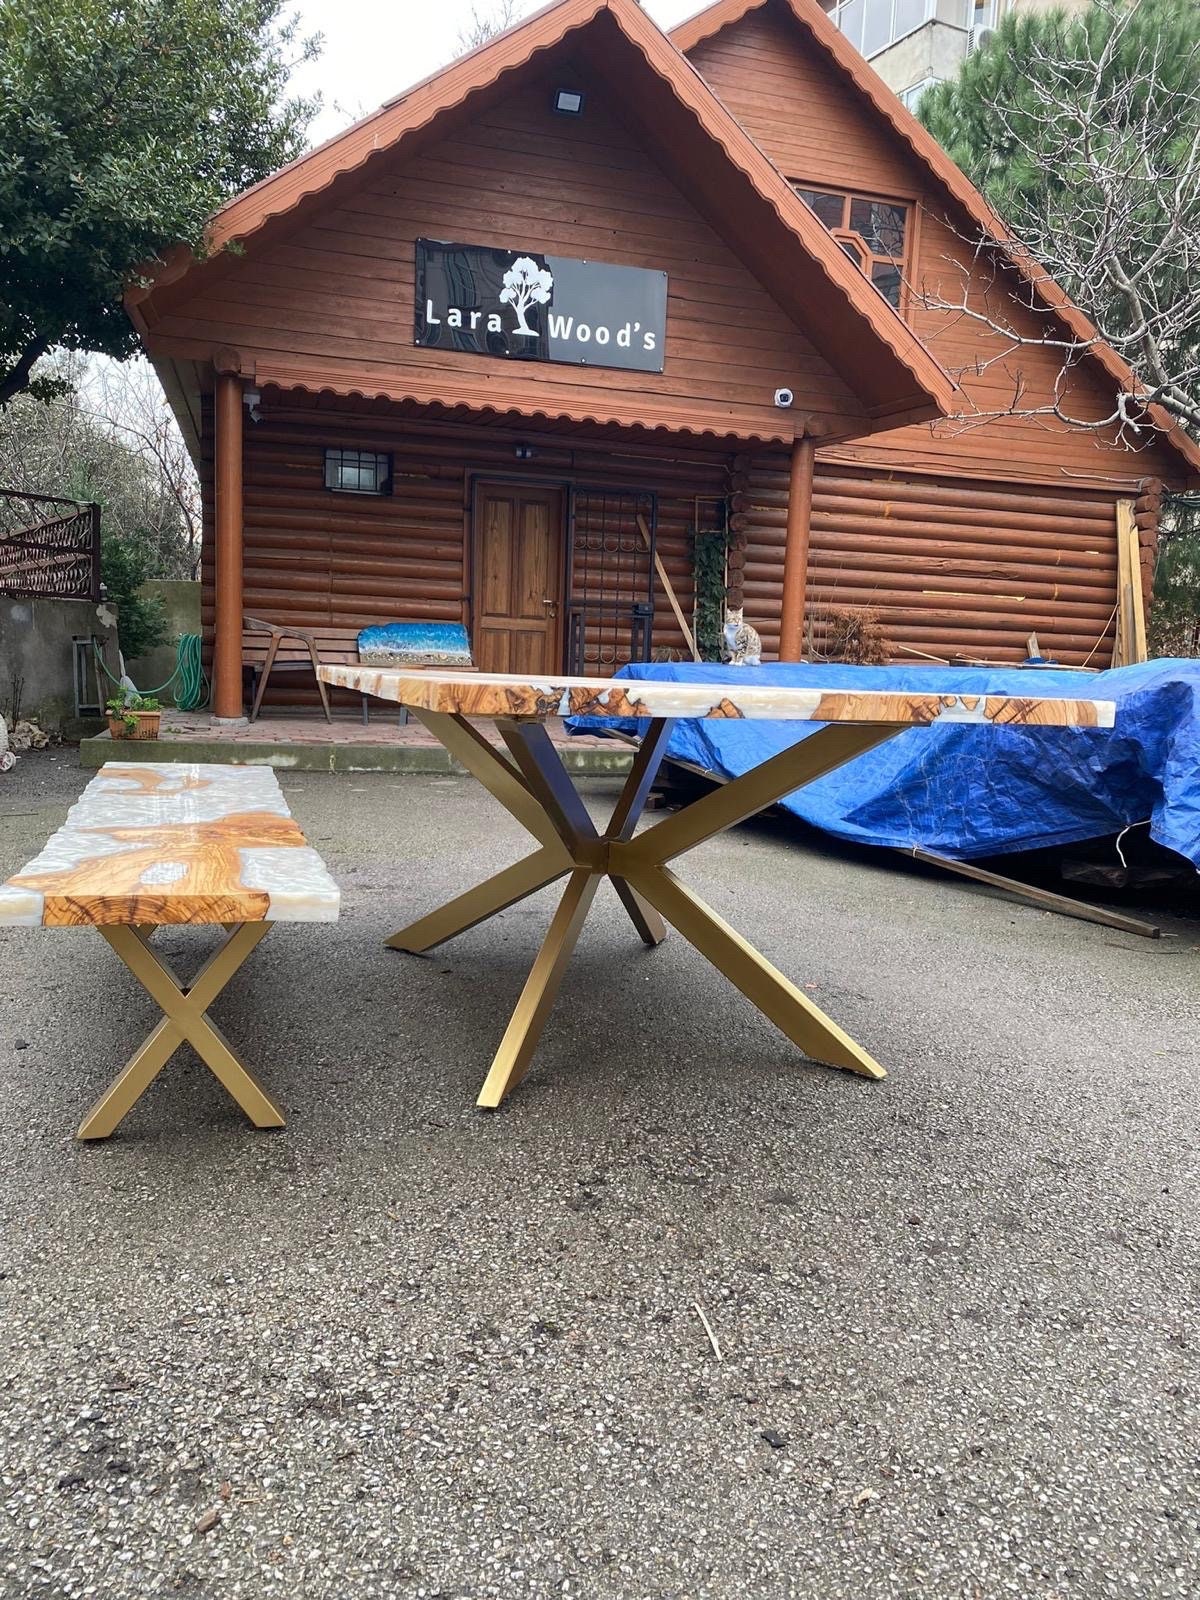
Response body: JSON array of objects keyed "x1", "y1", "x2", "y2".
[
  {"x1": 324, "y1": 448, "x2": 392, "y2": 496},
  {"x1": 792, "y1": 185, "x2": 911, "y2": 313},
  {"x1": 832, "y1": 0, "x2": 933, "y2": 58}
]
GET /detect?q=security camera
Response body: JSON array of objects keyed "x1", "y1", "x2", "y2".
[{"x1": 773, "y1": 387, "x2": 794, "y2": 408}]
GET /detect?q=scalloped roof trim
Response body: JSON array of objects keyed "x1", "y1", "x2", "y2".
[{"x1": 145, "y1": 0, "x2": 952, "y2": 425}]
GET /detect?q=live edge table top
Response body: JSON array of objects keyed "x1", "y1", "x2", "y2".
[
  {"x1": 318, "y1": 665, "x2": 1116, "y2": 729},
  {"x1": 0, "y1": 763, "x2": 340, "y2": 929}
]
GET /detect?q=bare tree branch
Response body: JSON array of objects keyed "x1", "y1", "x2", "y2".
[
  {"x1": 456, "y1": 0, "x2": 525, "y2": 55},
  {"x1": 916, "y1": 0, "x2": 1200, "y2": 448}
]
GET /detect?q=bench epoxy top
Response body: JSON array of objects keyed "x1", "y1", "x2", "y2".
[
  {"x1": 318, "y1": 665, "x2": 1116, "y2": 729},
  {"x1": 0, "y1": 763, "x2": 340, "y2": 928}
]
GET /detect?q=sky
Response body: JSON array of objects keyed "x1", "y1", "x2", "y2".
[{"x1": 288, "y1": 0, "x2": 706, "y2": 144}]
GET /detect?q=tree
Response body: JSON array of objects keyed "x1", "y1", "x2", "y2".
[
  {"x1": 500, "y1": 257, "x2": 554, "y2": 337},
  {"x1": 456, "y1": 0, "x2": 526, "y2": 54},
  {"x1": 100, "y1": 533, "x2": 171, "y2": 661},
  {"x1": 918, "y1": 0, "x2": 1200, "y2": 442},
  {"x1": 0, "y1": 0, "x2": 320, "y2": 406},
  {"x1": 0, "y1": 353, "x2": 197, "y2": 579},
  {"x1": 82, "y1": 358, "x2": 201, "y2": 578}
]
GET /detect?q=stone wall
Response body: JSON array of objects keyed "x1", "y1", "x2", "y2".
[
  {"x1": 0, "y1": 596, "x2": 121, "y2": 737},
  {"x1": 123, "y1": 580, "x2": 202, "y2": 706}
]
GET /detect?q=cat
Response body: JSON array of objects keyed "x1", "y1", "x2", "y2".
[{"x1": 721, "y1": 607, "x2": 763, "y2": 667}]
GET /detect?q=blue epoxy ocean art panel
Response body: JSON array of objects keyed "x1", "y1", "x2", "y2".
[{"x1": 357, "y1": 622, "x2": 473, "y2": 666}]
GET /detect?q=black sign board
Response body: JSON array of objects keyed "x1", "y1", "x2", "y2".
[{"x1": 414, "y1": 239, "x2": 667, "y2": 374}]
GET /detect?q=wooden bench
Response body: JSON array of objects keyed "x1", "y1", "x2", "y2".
[{"x1": 0, "y1": 762, "x2": 340, "y2": 1140}]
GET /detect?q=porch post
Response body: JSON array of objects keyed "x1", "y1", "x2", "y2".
[
  {"x1": 778, "y1": 435, "x2": 814, "y2": 663},
  {"x1": 212, "y1": 367, "x2": 245, "y2": 720}
]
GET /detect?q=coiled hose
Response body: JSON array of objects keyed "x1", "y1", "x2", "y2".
[{"x1": 94, "y1": 634, "x2": 209, "y2": 710}]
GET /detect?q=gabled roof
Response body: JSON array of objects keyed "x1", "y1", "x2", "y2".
[
  {"x1": 671, "y1": 0, "x2": 1200, "y2": 478},
  {"x1": 128, "y1": 0, "x2": 955, "y2": 436}
]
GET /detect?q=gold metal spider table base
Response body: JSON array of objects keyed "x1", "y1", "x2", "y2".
[{"x1": 387, "y1": 711, "x2": 905, "y2": 1109}]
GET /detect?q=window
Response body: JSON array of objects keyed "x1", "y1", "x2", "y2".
[
  {"x1": 898, "y1": 76, "x2": 937, "y2": 113},
  {"x1": 793, "y1": 185, "x2": 911, "y2": 312},
  {"x1": 323, "y1": 448, "x2": 392, "y2": 496},
  {"x1": 832, "y1": 0, "x2": 934, "y2": 57}
]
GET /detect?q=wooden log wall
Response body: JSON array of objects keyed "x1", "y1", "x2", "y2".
[
  {"x1": 1133, "y1": 477, "x2": 1163, "y2": 615},
  {"x1": 733, "y1": 454, "x2": 1125, "y2": 666},
  {"x1": 199, "y1": 397, "x2": 730, "y2": 706}
]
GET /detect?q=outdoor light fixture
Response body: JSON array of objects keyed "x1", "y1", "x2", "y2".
[
  {"x1": 553, "y1": 88, "x2": 584, "y2": 115},
  {"x1": 514, "y1": 443, "x2": 536, "y2": 460},
  {"x1": 243, "y1": 387, "x2": 263, "y2": 423}
]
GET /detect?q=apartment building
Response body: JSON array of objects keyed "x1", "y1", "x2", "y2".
[{"x1": 824, "y1": 0, "x2": 1088, "y2": 106}]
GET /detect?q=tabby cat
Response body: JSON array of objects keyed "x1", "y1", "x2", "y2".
[{"x1": 721, "y1": 607, "x2": 763, "y2": 666}]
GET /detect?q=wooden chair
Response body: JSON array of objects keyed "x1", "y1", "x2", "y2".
[
  {"x1": 241, "y1": 617, "x2": 475, "y2": 724},
  {"x1": 242, "y1": 617, "x2": 356, "y2": 723}
]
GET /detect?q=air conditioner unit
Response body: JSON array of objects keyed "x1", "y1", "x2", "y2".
[{"x1": 969, "y1": 26, "x2": 996, "y2": 49}]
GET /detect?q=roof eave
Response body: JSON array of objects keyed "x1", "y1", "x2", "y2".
[{"x1": 130, "y1": 0, "x2": 952, "y2": 435}]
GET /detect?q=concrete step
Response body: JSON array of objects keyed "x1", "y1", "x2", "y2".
[{"x1": 79, "y1": 730, "x2": 634, "y2": 776}]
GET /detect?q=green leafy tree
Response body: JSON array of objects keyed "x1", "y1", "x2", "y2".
[
  {"x1": 100, "y1": 532, "x2": 170, "y2": 661},
  {"x1": 0, "y1": 0, "x2": 319, "y2": 404},
  {"x1": 919, "y1": 0, "x2": 1200, "y2": 437}
]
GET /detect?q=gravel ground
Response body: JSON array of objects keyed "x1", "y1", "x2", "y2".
[{"x1": 1, "y1": 751, "x2": 1198, "y2": 1600}]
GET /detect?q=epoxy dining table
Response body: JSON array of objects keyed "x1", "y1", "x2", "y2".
[{"x1": 318, "y1": 665, "x2": 1114, "y2": 1109}]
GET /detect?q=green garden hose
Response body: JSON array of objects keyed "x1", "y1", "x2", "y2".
[
  {"x1": 93, "y1": 634, "x2": 209, "y2": 710},
  {"x1": 173, "y1": 634, "x2": 208, "y2": 710}
]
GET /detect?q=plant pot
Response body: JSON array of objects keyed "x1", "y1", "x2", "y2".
[{"x1": 108, "y1": 710, "x2": 162, "y2": 741}]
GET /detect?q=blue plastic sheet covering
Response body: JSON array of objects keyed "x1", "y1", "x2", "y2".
[{"x1": 567, "y1": 659, "x2": 1200, "y2": 866}]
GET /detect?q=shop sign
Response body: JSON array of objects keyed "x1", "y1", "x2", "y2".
[{"x1": 414, "y1": 239, "x2": 667, "y2": 374}]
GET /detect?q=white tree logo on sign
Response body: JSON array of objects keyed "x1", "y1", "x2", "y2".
[{"x1": 499, "y1": 256, "x2": 553, "y2": 337}]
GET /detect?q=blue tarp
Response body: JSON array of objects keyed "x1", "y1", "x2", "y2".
[{"x1": 568, "y1": 659, "x2": 1200, "y2": 866}]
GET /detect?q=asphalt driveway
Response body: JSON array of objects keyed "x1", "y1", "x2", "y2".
[{"x1": 1, "y1": 753, "x2": 1197, "y2": 1599}]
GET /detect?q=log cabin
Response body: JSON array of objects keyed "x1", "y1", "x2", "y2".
[{"x1": 126, "y1": 0, "x2": 1200, "y2": 718}]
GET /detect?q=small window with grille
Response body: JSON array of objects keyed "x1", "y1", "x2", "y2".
[
  {"x1": 791, "y1": 184, "x2": 911, "y2": 314},
  {"x1": 323, "y1": 448, "x2": 392, "y2": 495}
]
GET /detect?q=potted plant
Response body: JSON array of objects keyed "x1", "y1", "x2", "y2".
[{"x1": 106, "y1": 691, "x2": 162, "y2": 741}]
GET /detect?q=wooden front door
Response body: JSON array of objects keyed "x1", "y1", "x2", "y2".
[{"x1": 472, "y1": 483, "x2": 564, "y2": 674}]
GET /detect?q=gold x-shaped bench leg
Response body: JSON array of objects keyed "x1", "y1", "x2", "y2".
[
  {"x1": 78, "y1": 921, "x2": 282, "y2": 1141},
  {"x1": 386, "y1": 713, "x2": 904, "y2": 1109}
]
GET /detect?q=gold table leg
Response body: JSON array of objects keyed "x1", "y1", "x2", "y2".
[
  {"x1": 387, "y1": 715, "x2": 904, "y2": 1107},
  {"x1": 620, "y1": 863, "x2": 884, "y2": 1078},
  {"x1": 385, "y1": 845, "x2": 571, "y2": 953},
  {"x1": 78, "y1": 921, "x2": 282, "y2": 1141},
  {"x1": 475, "y1": 870, "x2": 601, "y2": 1109}
]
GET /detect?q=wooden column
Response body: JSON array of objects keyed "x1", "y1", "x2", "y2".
[
  {"x1": 778, "y1": 435, "x2": 814, "y2": 663},
  {"x1": 212, "y1": 369, "x2": 244, "y2": 719}
]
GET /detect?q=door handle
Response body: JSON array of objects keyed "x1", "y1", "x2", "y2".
[{"x1": 541, "y1": 598, "x2": 558, "y2": 617}]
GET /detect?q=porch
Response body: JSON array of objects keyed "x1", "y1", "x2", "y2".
[
  {"x1": 197, "y1": 393, "x2": 815, "y2": 723},
  {"x1": 78, "y1": 706, "x2": 634, "y2": 774}
]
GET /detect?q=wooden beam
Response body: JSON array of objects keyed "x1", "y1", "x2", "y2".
[
  {"x1": 778, "y1": 436, "x2": 814, "y2": 662},
  {"x1": 637, "y1": 513, "x2": 699, "y2": 662},
  {"x1": 212, "y1": 372, "x2": 245, "y2": 719},
  {"x1": 908, "y1": 848, "x2": 1160, "y2": 939},
  {"x1": 1115, "y1": 499, "x2": 1147, "y2": 665}
]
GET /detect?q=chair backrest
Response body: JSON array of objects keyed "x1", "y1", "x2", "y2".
[
  {"x1": 240, "y1": 624, "x2": 361, "y2": 668},
  {"x1": 357, "y1": 621, "x2": 474, "y2": 667}
]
